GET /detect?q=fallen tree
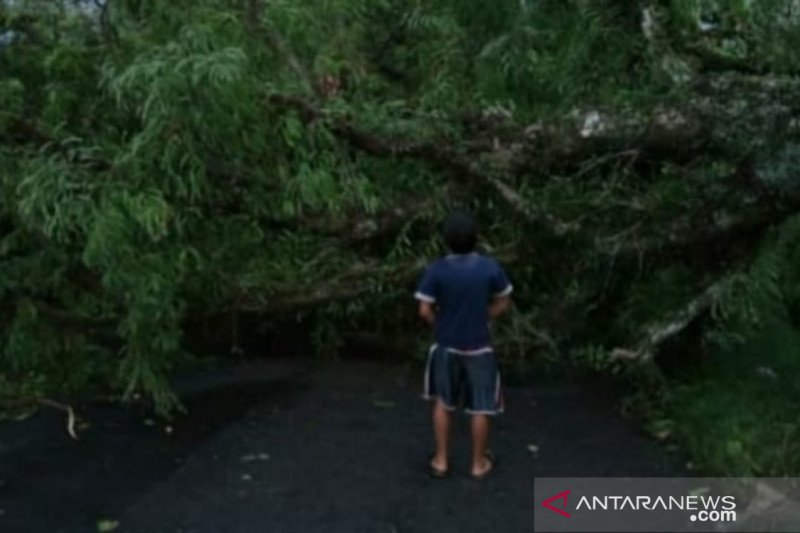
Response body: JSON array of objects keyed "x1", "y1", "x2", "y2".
[{"x1": 3, "y1": 0, "x2": 800, "y2": 415}]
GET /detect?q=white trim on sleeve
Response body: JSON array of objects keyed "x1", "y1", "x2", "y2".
[
  {"x1": 414, "y1": 291, "x2": 436, "y2": 303},
  {"x1": 447, "y1": 346, "x2": 493, "y2": 356},
  {"x1": 494, "y1": 284, "x2": 513, "y2": 297}
]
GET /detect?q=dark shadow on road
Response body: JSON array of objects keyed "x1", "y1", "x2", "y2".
[{"x1": 0, "y1": 359, "x2": 313, "y2": 533}]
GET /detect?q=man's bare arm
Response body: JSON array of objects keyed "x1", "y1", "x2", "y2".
[
  {"x1": 488, "y1": 295, "x2": 511, "y2": 320},
  {"x1": 418, "y1": 301, "x2": 436, "y2": 326}
]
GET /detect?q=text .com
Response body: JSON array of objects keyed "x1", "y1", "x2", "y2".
[{"x1": 690, "y1": 509, "x2": 736, "y2": 523}]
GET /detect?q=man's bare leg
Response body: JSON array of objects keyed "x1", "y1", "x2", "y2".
[
  {"x1": 431, "y1": 399, "x2": 451, "y2": 473},
  {"x1": 470, "y1": 414, "x2": 493, "y2": 476}
]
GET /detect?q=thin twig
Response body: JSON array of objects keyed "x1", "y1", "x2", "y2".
[
  {"x1": 572, "y1": 149, "x2": 640, "y2": 180},
  {"x1": 38, "y1": 398, "x2": 79, "y2": 440}
]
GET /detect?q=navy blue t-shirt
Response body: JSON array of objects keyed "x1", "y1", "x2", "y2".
[{"x1": 414, "y1": 253, "x2": 513, "y2": 352}]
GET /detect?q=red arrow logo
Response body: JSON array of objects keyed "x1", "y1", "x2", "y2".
[{"x1": 541, "y1": 489, "x2": 571, "y2": 518}]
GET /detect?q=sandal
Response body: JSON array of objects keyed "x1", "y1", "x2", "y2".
[
  {"x1": 471, "y1": 451, "x2": 497, "y2": 480},
  {"x1": 428, "y1": 454, "x2": 449, "y2": 479}
]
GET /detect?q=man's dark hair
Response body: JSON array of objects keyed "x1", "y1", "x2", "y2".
[{"x1": 442, "y1": 211, "x2": 478, "y2": 254}]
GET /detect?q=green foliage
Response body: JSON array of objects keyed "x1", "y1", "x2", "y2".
[
  {"x1": 571, "y1": 344, "x2": 620, "y2": 374},
  {"x1": 614, "y1": 266, "x2": 699, "y2": 339},
  {"x1": 708, "y1": 215, "x2": 800, "y2": 350},
  {"x1": 669, "y1": 322, "x2": 800, "y2": 475},
  {"x1": 471, "y1": 1, "x2": 656, "y2": 115},
  {"x1": 1, "y1": 0, "x2": 800, "y2": 453},
  {"x1": 665, "y1": 0, "x2": 800, "y2": 73},
  {"x1": 757, "y1": 144, "x2": 800, "y2": 198}
]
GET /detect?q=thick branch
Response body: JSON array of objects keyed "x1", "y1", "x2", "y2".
[
  {"x1": 32, "y1": 300, "x2": 118, "y2": 329},
  {"x1": 268, "y1": 94, "x2": 572, "y2": 237},
  {"x1": 235, "y1": 246, "x2": 518, "y2": 315},
  {"x1": 4, "y1": 118, "x2": 53, "y2": 145},
  {"x1": 236, "y1": 257, "x2": 425, "y2": 314},
  {"x1": 611, "y1": 279, "x2": 724, "y2": 363},
  {"x1": 468, "y1": 73, "x2": 800, "y2": 175}
]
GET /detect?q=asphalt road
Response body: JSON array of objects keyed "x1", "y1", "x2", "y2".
[{"x1": 0, "y1": 359, "x2": 683, "y2": 533}]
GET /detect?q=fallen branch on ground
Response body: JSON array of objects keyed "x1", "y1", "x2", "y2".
[{"x1": 37, "y1": 398, "x2": 79, "y2": 441}]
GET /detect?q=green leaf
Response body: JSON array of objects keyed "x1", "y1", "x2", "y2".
[{"x1": 97, "y1": 519, "x2": 119, "y2": 532}]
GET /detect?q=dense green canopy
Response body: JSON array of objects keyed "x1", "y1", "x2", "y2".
[{"x1": 3, "y1": 1, "x2": 800, "y2": 474}]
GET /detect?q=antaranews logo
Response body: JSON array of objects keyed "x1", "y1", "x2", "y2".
[
  {"x1": 571, "y1": 493, "x2": 736, "y2": 522},
  {"x1": 540, "y1": 489, "x2": 736, "y2": 520},
  {"x1": 536, "y1": 478, "x2": 800, "y2": 533},
  {"x1": 541, "y1": 490, "x2": 571, "y2": 518}
]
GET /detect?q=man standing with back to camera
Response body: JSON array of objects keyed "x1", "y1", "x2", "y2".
[{"x1": 415, "y1": 211, "x2": 513, "y2": 479}]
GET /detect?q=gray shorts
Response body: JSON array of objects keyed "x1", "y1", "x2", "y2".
[{"x1": 423, "y1": 344, "x2": 504, "y2": 415}]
